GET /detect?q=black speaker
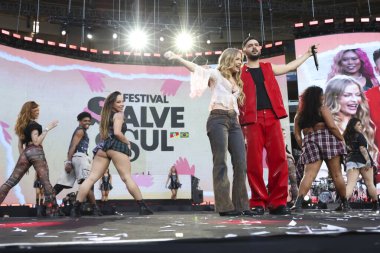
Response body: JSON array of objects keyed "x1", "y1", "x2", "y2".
[
  {"x1": 191, "y1": 176, "x2": 200, "y2": 191},
  {"x1": 192, "y1": 189, "x2": 203, "y2": 204}
]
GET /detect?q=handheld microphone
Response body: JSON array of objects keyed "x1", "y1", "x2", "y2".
[{"x1": 311, "y1": 45, "x2": 319, "y2": 71}]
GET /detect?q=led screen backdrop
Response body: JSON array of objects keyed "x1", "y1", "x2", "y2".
[
  {"x1": 0, "y1": 44, "x2": 288, "y2": 204},
  {"x1": 295, "y1": 32, "x2": 380, "y2": 179}
]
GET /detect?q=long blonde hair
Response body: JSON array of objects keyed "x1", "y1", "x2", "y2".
[
  {"x1": 100, "y1": 91, "x2": 122, "y2": 140},
  {"x1": 14, "y1": 101, "x2": 39, "y2": 141},
  {"x1": 325, "y1": 75, "x2": 378, "y2": 158},
  {"x1": 217, "y1": 48, "x2": 245, "y2": 105}
]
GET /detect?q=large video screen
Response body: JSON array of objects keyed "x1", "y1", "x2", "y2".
[
  {"x1": 0, "y1": 43, "x2": 288, "y2": 204},
  {"x1": 296, "y1": 32, "x2": 380, "y2": 178}
]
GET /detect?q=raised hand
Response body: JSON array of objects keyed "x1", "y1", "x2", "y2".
[
  {"x1": 164, "y1": 51, "x2": 178, "y2": 61},
  {"x1": 46, "y1": 120, "x2": 59, "y2": 131}
]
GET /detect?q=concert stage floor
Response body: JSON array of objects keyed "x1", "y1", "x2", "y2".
[{"x1": 1, "y1": 208, "x2": 380, "y2": 253}]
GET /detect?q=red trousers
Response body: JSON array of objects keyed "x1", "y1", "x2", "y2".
[{"x1": 242, "y1": 109, "x2": 288, "y2": 209}]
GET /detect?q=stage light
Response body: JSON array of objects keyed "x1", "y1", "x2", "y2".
[
  {"x1": 61, "y1": 29, "x2": 67, "y2": 36},
  {"x1": 345, "y1": 18, "x2": 355, "y2": 23},
  {"x1": 309, "y1": 20, "x2": 319, "y2": 26},
  {"x1": 324, "y1": 18, "x2": 334, "y2": 24},
  {"x1": 361, "y1": 18, "x2": 370, "y2": 23},
  {"x1": 159, "y1": 36, "x2": 165, "y2": 42},
  {"x1": 294, "y1": 22, "x2": 304, "y2": 28},
  {"x1": 32, "y1": 20, "x2": 40, "y2": 34},
  {"x1": 128, "y1": 29, "x2": 148, "y2": 50},
  {"x1": 87, "y1": 33, "x2": 93, "y2": 39},
  {"x1": 175, "y1": 32, "x2": 194, "y2": 52},
  {"x1": 206, "y1": 39, "x2": 211, "y2": 44},
  {"x1": 112, "y1": 32, "x2": 118, "y2": 39}
]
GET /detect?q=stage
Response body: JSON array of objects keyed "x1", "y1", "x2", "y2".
[{"x1": 0, "y1": 205, "x2": 380, "y2": 252}]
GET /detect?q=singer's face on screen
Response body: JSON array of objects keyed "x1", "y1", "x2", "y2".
[
  {"x1": 243, "y1": 39, "x2": 262, "y2": 60},
  {"x1": 340, "y1": 51, "x2": 361, "y2": 76},
  {"x1": 338, "y1": 82, "x2": 362, "y2": 116}
]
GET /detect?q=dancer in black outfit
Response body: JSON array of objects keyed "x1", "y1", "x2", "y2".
[{"x1": 0, "y1": 101, "x2": 59, "y2": 217}]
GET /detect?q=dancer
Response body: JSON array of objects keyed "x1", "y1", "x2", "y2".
[
  {"x1": 292, "y1": 86, "x2": 349, "y2": 212},
  {"x1": 54, "y1": 112, "x2": 102, "y2": 216},
  {"x1": 165, "y1": 166, "x2": 181, "y2": 200},
  {"x1": 100, "y1": 169, "x2": 112, "y2": 202},
  {"x1": 164, "y1": 49, "x2": 252, "y2": 216},
  {"x1": 71, "y1": 91, "x2": 153, "y2": 217},
  {"x1": 0, "y1": 101, "x2": 59, "y2": 216},
  {"x1": 240, "y1": 36, "x2": 316, "y2": 215},
  {"x1": 343, "y1": 117, "x2": 378, "y2": 210}
]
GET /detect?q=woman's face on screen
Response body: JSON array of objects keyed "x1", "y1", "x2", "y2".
[
  {"x1": 338, "y1": 83, "x2": 362, "y2": 116},
  {"x1": 340, "y1": 51, "x2": 361, "y2": 76}
]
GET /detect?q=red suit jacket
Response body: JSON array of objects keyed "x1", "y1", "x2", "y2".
[{"x1": 239, "y1": 62, "x2": 288, "y2": 125}]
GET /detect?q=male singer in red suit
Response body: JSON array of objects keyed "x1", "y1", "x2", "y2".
[{"x1": 240, "y1": 36, "x2": 316, "y2": 215}]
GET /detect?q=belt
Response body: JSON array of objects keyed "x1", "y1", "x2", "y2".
[{"x1": 210, "y1": 109, "x2": 236, "y2": 116}]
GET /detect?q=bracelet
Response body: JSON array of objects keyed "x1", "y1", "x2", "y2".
[{"x1": 64, "y1": 160, "x2": 72, "y2": 165}]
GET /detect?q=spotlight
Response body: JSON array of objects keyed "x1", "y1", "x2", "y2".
[
  {"x1": 112, "y1": 32, "x2": 118, "y2": 39},
  {"x1": 206, "y1": 39, "x2": 211, "y2": 44},
  {"x1": 32, "y1": 20, "x2": 39, "y2": 34},
  {"x1": 128, "y1": 29, "x2": 148, "y2": 50},
  {"x1": 61, "y1": 29, "x2": 67, "y2": 36},
  {"x1": 159, "y1": 36, "x2": 165, "y2": 42},
  {"x1": 175, "y1": 32, "x2": 194, "y2": 52},
  {"x1": 87, "y1": 33, "x2": 93, "y2": 39}
]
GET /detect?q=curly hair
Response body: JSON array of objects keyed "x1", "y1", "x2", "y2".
[
  {"x1": 327, "y1": 48, "x2": 379, "y2": 87},
  {"x1": 14, "y1": 101, "x2": 39, "y2": 141},
  {"x1": 100, "y1": 91, "x2": 122, "y2": 140},
  {"x1": 297, "y1": 86, "x2": 323, "y2": 129},
  {"x1": 217, "y1": 48, "x2": 245, "y2": 106},
  {"x1": 325, "y1": 75, "x2": 378, "y2": 159}
]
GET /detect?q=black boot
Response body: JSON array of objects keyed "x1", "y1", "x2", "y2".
[
  {"x1": 290, "y1": 195, "x2": 304, "y2": 212},
  {"x1": 92, "y1": 204, "x2": 103, "y2": 216},
  {"x1": 372, "y1": 201, "x2": 379, "y2": 211},
  {"x1": 136, "y1": 200, "x2": 153, "y2": 215},
  {"x1": 36, "y1": 204, "x2": 45, "y2": 217},
  {"x1": 70, "y1": 201, "x2": 82, "y2": 218},
  {"x1": 335, "y1": 198, "x2": 351, "y2": 212},
  {"x1": 45, "y1": 196, "x2": 59, "y2": 217}
]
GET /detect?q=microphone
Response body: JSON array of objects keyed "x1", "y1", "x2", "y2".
[{"x1": 311, "y1": 45, "x2": 318, "y2": 71}]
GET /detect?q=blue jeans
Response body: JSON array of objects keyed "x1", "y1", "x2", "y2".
[{"x1": 206, "y1": 109, "x2": 249, "y2": 212}]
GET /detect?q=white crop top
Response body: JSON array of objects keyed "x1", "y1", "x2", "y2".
[{"x1": 190, "y1": 66, "x2": 240, "y2": 115}]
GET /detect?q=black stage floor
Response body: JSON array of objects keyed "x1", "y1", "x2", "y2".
[{"x1": 1, "y1": 205, "x2": 380, "y2": 253}]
